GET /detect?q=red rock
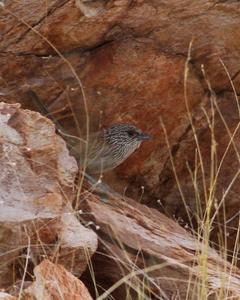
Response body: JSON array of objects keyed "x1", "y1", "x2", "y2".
[
  {"x1": 81, "y1": 188, "x2": 240, "y2": 299},
  {"x1": 24, "y1": 259, "x2": 93, "y2": 300},
  {"x1": 0, "y1": 102, "x2": 97, "y2": 287}
]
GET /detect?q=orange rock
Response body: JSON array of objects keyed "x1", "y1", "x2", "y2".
[
  {"x1": 0, "y1": 102, "x2": 97, "y2": 287},
  {"x1": 81, "y1": 189, "x2": 240, "y2": 299},
  {"x1": 24, "y1": 259, "x2": 93, "y2": 300}
]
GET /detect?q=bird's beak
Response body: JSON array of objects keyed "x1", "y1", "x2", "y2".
[{"x1": 137, "y1": 132, "x2": 152, "y2": 141}]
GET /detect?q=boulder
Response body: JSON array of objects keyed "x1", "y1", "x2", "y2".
[
  {"x1": 23, "y1": 259, "x2": 93, "y2": 300},
  {"x1": 0, "y1": 102, "x2": 97, "y2": 287}
]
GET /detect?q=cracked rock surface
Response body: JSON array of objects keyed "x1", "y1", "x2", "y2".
[
  {"x1": 0, "y1": 102, "x2": 97, "y2": 289},
  {"x1": 24, "y1": 259, "x2": 93, "y2": 300}
]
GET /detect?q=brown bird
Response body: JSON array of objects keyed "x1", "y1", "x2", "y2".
[
  {"x1": 28, "y1": 91, "x2": 151, "y2": 174},
  {"x1": 70, "y1": 123, "x2": 151, "y2": 174}
]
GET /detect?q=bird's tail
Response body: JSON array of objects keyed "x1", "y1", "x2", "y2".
[
  {"x1": 27, "y1": 90, "x2": 82, "y2": 153},
  {"x1": 27, "y1": 90, "x2": 64, "y2": 131}
]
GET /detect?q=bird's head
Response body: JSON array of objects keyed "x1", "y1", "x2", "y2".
[{"x1": 104, "y1": 124, "x2": 151, "y2": 151}]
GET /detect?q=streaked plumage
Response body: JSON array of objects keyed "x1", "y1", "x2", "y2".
[
  {"x1": 27, "y1": 90, "x2": 151, "y2": 174},
  {"x1": 70, "y1": 124, "x2": 151, "y2": 174}
]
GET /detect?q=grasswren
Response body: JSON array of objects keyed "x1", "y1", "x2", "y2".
[
  {"x1": 70, "y1": 123, "x2": 151, "y2": 174},
  {"x1": 28, "y1": 91, "x2": 151, "y2": 174}
]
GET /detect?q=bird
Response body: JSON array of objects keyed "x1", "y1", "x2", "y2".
[
  {"x1": 27, "y1": 91, "x2": 151, "y2": 174},
  {"x1": 71, "y1": 123, "x2": 151, "y2": 174}
]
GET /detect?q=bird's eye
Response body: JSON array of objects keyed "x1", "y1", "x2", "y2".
[{"x1": 127, "y1": 130, "x2": 135, "y2": 137}]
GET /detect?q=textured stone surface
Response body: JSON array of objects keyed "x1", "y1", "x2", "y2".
[
  {"x1": 0, "y1": 102, "x2": 97, "y2": 288},
  {"x1": 24, "y1": 259, "x2": 93, "y2": 300},
  {"x1": 80, "y1": 186, "x2": 240, "y2": 299},
  {"x1": 0, "y1": 292, "x2": 16, "y2": 300}
]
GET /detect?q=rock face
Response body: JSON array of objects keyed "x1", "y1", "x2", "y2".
[
  {"x1": 81, "y1": 185, "x2": 240, "y2": 299},
  {"x1": 24, "y1": 259, "x2": 93, "y2": 300},
  {"x1": 0, "y1": 102, "x2": 97, "y2": 287}
]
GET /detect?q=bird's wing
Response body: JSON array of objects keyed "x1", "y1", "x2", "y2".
[{"x1": 69, "y1": 131, "x2": 111, "y2": 161}]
